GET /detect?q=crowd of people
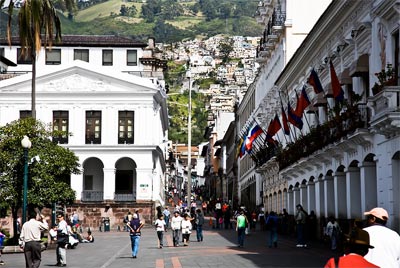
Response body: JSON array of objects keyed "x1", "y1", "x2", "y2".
[{"x1": 1, "y1": 198, "x2": 399, "y2": 267}]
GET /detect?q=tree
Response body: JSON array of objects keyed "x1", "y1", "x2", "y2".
[
  {"x1": 0, "y1": 118, "x2": 80, "y2": 243},
  {"x1": 2, "y1": 0, "x2": 75, "y2": 119},
  {"x1": 218, "y1": 37, "x2": 234, "y2": 63}
]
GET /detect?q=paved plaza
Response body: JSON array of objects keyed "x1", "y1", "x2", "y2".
[{"x1": 2, "y1": 223, "x2": 338, "y2": 268}]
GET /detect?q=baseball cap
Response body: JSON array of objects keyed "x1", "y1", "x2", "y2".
[{"x1": 364, "y1": 207, "x2": 388, "y2": 221}]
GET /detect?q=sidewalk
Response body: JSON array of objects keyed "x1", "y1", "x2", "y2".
[{"x1": 2, "y1": 220, "x2": 339, "y2": 268}]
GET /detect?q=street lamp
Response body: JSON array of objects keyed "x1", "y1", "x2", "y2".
[
  {"x1": 186, "y1": 70, "x2": 192, "y2": 206},
  {"x1": 21, "y1": 135, "x2": 32, "y2": 225}
]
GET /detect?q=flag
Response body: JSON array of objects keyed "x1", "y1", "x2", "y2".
[
  {"x1": 329, "y1": 60, "x2": 344, "y2": 101},
  {"x1": 294, "y1": 86, "x2": 311, "y2": 117},
  {"x1": 266, "y1": 114, "x2": 281, "y2": 143},
  {"x1": 236, "y1": 137, "x2": 245, "y2": 158},
  {"x1": 245, "y1": 124, "x2": 263, "y2": 151},
  {"x1": 308, "y1": 69, "x2": 324, "y2": 94},
  {"x1": 281, "y1": 104, "x2": 290, "y2": 135},
  {"x1": 288, "y1": 101, "x2": 303, "y2": 129}
]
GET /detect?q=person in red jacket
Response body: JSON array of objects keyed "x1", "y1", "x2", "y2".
[{"x1": 324, "y1": 227, "x2": 379, "y2": 268}]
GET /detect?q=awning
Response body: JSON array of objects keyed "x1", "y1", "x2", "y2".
[
  {"x1": 0, "y1": 56, "x2": 17, "y2": 67},
  {"x1": 214, "y1": 148, "x2": 221, "y2": 157},
  {"x1": 349, "y1": 54, "x2": 369, "y2": 77},
  {"x1": 214, "y1": 139, "x2": 223, "y2": 147}
]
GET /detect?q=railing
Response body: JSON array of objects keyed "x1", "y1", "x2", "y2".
[
  {"x1": 114, "y1": 192, "x2": 136, "y2": 201},
  {"x1": 368, "y1": 86, "x2": 400, "y2": 117},
  {"x1": 81, "y1": 191, "x2": 104, "y2": 202},
  {"x1": 254, "y1": 105, "x2": 368, "y2": 169}
]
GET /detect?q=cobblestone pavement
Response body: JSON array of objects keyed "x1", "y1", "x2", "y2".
[{"x1": 2, "y1": 223, "x2": 338, "y2": 268}]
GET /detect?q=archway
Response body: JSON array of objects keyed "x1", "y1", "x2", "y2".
[
  {"x1": 115, "y1": 157, "x2": 137, "y2": 201},
  {"x1": 82, "y1": 157, "x2": 104, "y2": 201}
]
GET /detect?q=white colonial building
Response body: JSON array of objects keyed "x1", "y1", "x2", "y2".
[
  {"x1": 238, "y1": 0, "x2": 400, "y2": 235},
  {"x1": 0, "y1": 35, "x2": 168, "y2": 227}
]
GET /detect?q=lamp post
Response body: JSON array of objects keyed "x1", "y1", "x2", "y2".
[
  {"x1": 186, "y1": 70, "x2": 192, "y2": 206},
  {"x1": 21, "y1": 135, "x2": 32, "y2": 225}
]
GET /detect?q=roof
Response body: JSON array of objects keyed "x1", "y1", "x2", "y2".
[{"x1": 0, "y1": 35, "x2": 147, "y2": 48}]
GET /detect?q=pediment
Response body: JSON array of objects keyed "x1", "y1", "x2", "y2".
[{"x1": 0, "y1": 61, "x2": 157, "y2": 94}]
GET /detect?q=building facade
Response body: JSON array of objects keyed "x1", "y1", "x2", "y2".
[
  {"x1": 242, "y1": 0, "x2": 399, "y2": 234},
  {"x1": 0, "y1": 36, "x2": 168, "y2": 227}
]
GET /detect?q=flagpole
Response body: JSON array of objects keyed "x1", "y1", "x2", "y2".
[{"x1": 278, "y1": 91, "x2": 289, "y2": 145}]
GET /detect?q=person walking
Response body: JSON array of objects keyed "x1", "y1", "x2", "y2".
[
  {"x1": 171, "y1": 211, "x2": 183, "y2": 247},
  {"x1": 181, "y1": 214, "x2": 192, "y2": 246},
  {"x1": 265, "y1": 211, "x2": 279, "y2": 248},
  {"x1": 163, "y1": 206, "x2": 171, "y2": 231},
  {"x1": 236, "y1": 210, "x2": 248, "y2": 248},
  {"x1": 324, "y1": 227, "x2": 378, "y2": 268},
  {"x1": 0, "y1": 227, "x2": 6, "y2": 265},
  {"x1": 55, "y1": 214, "x2": 68, "y2": 267},
  {"x1": 154, "y1": 214, "x2": 166, "y2": 248},
  {"x1": 363, "y1": 207, "x2": 400, "y2": 268},
  {"x1": 195, "y1": 209, "x2": 204, "y2": 242},
  {"x1": 295, "y1": 204, "x2": 307, "y2": 247},
  {"x1": 127, "y1": 213, "x2": 144, "y2": 258},
  {"x1": 325, "y1": 216, "x2": 341, "y2": 251},
  {"x1": 19, "y1": 210, "x2": 49, "y2": 268}
]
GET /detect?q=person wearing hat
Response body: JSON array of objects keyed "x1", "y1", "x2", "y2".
[
  {"x1": 363, "y1": 207, "x2": 400, "y2": 268},
  {"x1": 324, "y1": 227, "x2": 379, "y2": 267},
  {"x1": 170, "y1": 211, "x2": 183, "y2": 247}
]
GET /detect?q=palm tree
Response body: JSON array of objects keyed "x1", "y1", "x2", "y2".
[{"x1": 1, "y1": 0, "x2": 74, "y2": 119}]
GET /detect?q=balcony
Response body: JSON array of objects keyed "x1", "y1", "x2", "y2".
[
  {"x1": 114, "y1": 192, "x2": 136, "y2": 202},
  {"x1": 253, "y1": 104, "x2": 369, "y2": 170},
  {"x1": 368, "y1": 86, "x2": 400, "y2": 137},
  {"x1": 81, "y1": 191, "x2": 104, "y2": 202}
]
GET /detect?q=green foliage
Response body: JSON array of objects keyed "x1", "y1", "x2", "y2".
[
  {"x1": 196, "y1": 77, "x2": 218, "y2": 89},
  {"x1": 164, "y1": 61, "x2": 187, "y2": 89},
  {"x1": 219, "y1": 37, "x2": 234, "y2": 63},
  {"x1": 0, "y1": 118, "x2": 80, "y2": 212},
  {"x1": 167, "y1": 91, "x2": 208, "y2": 145}
]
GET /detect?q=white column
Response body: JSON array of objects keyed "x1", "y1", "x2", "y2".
[
  {"x1": 287, "y1": 189, "x2": 294, "y2": 215},
  {"x1": 300, "y1": 184, "x2": 307, "y2": 209},
  {"x1": 293, "y1": 187, "x2": 300, "y2": 209},
  {"x1": 360, "y1": 161, "x2": 377, "y2": 212},
  {"x1": 103, "y1": 168, "x2": 115, "y2": 200},
  {"x1": 346, "y1": 166, "x2": 361, "y2": 219},
  {"x1": 71, "y1": 173, "x2": 83, "y2": 200},
  {"x1": 334, "y1": 171, "x2": 346, "y2": 219},
  {"x1": 315, "y1": 176, "x2": 325, "y2": 217},
  {"x1": 307, "y1": 181, "x2": 316, "y2": 214},
  {"x1": 136, "y1": 168, "x2": 153, "y2": 201},
  {"x1": 324, "y1": 175, "x2": 334, "y2": 218}
]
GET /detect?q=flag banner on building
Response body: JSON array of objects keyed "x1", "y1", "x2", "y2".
[
  {"x1": 288, "y1": 101, "x2": 303, "y2": 129},
  {"x1": 294, "y1": 86, "x2": 311, "y2": 117},
  {"x1": 236, "y1": 137, "x2": 246, "y2": 158},
  {"x1": 266, "y1": 114, "x2": 281, "y2": 143},
  {"x1": 308, "y1": 68, "x2": 324, "y2": 94},
  {"x1": 329, "y1": 60, "x2": 344, "y2": 102},
  {"x1": 245, "y1": 124, "x2": 263, "y2": 152}
]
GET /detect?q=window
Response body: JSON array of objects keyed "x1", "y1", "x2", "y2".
[
  {"x1": 127, "y1": 50, "x2": 137, "y2": 66},
  {"x1": 17, "y1": 48, "x2": 32, "y2": 64},
  {"x1": 45, "y1": 49, "x2": 61, "y2": 65},
  {"x1": 53, "y1": 111, "x2": 69, "y2": 144},
  {"x1": 84, "y1": 175, "x2": 93, "y2": 190},
  {"x1": 74, "y1": 49, "x2": 89, "y2": 62},
  {"x1": 118, "y1": 111, "x2": 134, "y2": 144},
  {"x1": 86, "y1": 111, "x2": 101, "y2": 144},
  {"x1": 20, "y1": 110, "x2": 32, "y2": 119},
  {"x1": 0, "y1": 48, "x2": 4, "y2": 56},
  {"x1": 102, "y1": 50, "x2": 113, "y2": 66}
]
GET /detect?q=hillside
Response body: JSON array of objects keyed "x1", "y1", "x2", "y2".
[{"x1": 58, "y1": 0, "x2": 263, "y2": 43}]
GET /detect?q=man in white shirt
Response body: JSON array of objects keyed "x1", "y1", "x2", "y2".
[
  {"x1": 363, "y1": 207, "x2": 400, "y2": 268},
  {"x1": 56, "y1": 214, "x2": 69, "y2": 267},
  {"x1": 19, "y1": 210, "x2": 48, "y2": 268}
]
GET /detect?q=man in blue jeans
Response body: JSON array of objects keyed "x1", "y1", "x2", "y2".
[
  {"x1": 195, "y1": 209, "x2": 205, "y2": 242},
  {"x1": 127, "y1": 213, "x2": 144, "y2": 258},
  {"x1": 236, "y1": 210, "x2": 247, "y2": 247}
]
